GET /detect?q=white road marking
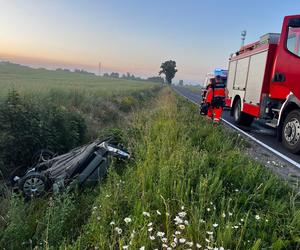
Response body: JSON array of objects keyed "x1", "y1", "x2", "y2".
[{"x1": 173, "y1": 87, "x2": 300, "y2": 169}]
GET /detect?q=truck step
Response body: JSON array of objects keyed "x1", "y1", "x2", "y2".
[
  {"x1": 272, "y1": 108, "x2": 280, "y2": 113},
  {"x1": 265, "y1": 120, "x2": 278, "y2": 128}
]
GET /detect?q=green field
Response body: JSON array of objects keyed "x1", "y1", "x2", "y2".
[{"x1": 0, "y1": 62, "x2": 157, "y2": 100}]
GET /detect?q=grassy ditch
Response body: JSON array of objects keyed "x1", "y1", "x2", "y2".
[
  {"x1": 0, "y1": 83, "x2": 161, "y2": 250},
  {"x1": 69, "y1": 89, "x2": 299, "y2": 249},
  {"x1": 1, "y1": 89, "x2": 299, "y2": 249}
]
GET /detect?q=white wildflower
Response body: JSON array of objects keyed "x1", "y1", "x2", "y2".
[
  {"x1": 157, "y1": 231, "x2": 165, "y2": 237},
  {"x1": 166, "y1": 212, "x2": 170, "y2": 216},
  {"x1": 171, "y1": 242, "x2": 177, "y2": 248},
  {"x1": 181, "y1": 206, "x2": 185, "y2": 210},
  {"x1": 143, "y1": 211, "x2": 150, "y2": 217},
  {"x1": 110, "y1": 221, "x2": 115, "y2": 226},
  {"x1": 234, "y1": 225, "x2": 239, "y2": 229},
  {"x1": 222, "y1": 213, "x2": 226, "y2": 218},
  {"x1": 240, "y1": 218, "x2": 244, "y2": 222},
  {"x1": 162, "y1": 244, "x2": 168, "y2": 248},
  {"x1": 229, "y1": 212, "x2": 233, "y2": 216},
  {"x1": 130, "y1": 230, "x2": 136, "y2": 238},
  {"x1": 124, "y1": 217, "x2": 132, "y2": 224},
  {"x1": 179, "y1": 224, "x2": 185, "y2": 230},
  {"x1": 122, "y1": 246, "x2": 128, "y2": 249},
  {"x1": 162, "y1": 237, "x2": 168, "y2": 243},
  {"x1": 200, "y1": 219, "x2": 205, "y2": 223},
  {"x1": 93, "y1": 206, "x2": 97, "y2": 210},
  {"x1": 266, "y1": 219, "x2": 269, "y2": 222},
  {"x1": 149, "y1": 235, "x2": 155, "y2": 240},
  {"x1": 114, "y1": 227, "x2": 122, "y2": 235},
  {"x1": 206, "y1": 231, "x2": 213, "y2": 235},
  {"x1": 174, "y1": 216, "x2": 183, "y2": 225},
  {"x1": 207, "y1": 208, "x2": 211, "y2": 212},
  {"x1": 213, "y1": 223, "x2": 218, "y2": 227},
  {"x1": 220, "y1": 247, "x2": 225, "y2": 250},
  {"x1": 184, "y1": 220, "x2": 189, "y2": 225},
  {"x1": 139, "y1": 247, "x2": 145, "y2": 250},
  {"x1": 178, "y1": 211, "x2": 187, "y2": 218},
  {"x1": 175, "y1": 231, "x2": 181, "y2": 235},
  {"x1": 205, "y1": 238, "x2": 210, "y2": 243},
  {"x1": 179, "y1": 238, "x2": 186, "y2": 243},
  {"x1": 255, "y1": 215, "x2": 261, "y2": 220},
  {"x1": 97, "y1": 216, "x2": 100, "y2": 221},
  {"x1": 156, "y1": 210, "x2": 161, "y2": 215},
  {"x1": 186, "y1": 241, "x2": 193, "y2": 247},
  {"x1": 196, "y1": 243, "x2": 202, "y2": 248},
  {"x1": 148, "y1": 227, "x2": 153, "y2": 232},
  {"x1": 147, "y1": 222, "x2": 153, "y2": 227},
  {"x1": 235, "y1": 189, "x2": 239, "y2": 192}
]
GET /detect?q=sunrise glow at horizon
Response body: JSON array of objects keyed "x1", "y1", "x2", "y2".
[{"x1": 0, "y1": 0, "x2": 298, "y2": 83}]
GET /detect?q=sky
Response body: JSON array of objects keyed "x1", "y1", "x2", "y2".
[{"x1": 0, "y1": 1, "x2": 299, "y2": 83}]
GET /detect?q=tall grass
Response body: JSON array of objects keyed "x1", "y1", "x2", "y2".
[
  {"x1": 66, "y1": 89, "x2": 299, "y2": 249},
  {"x1": 1, "y1": 88, "x2": 299, "y2": 249}
]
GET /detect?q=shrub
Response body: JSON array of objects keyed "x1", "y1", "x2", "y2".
[{"x1": 0, "y1": 90, "x2": 87, "y2": 177}]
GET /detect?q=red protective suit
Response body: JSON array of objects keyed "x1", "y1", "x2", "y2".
[{"x1": 204, "y1": 80, "x2": 226, "y2": 123}]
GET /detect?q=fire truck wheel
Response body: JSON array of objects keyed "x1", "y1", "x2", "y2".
[
  {"x1": 282, "y1": 110, "x2": 300, "y2": 154},
  {"x1": 233, "y1": 99, "x2": 253, "y2": 126}
]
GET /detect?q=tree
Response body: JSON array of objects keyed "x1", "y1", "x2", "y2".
[{"x1": 159, "y1": 60, "x2": 177, "y2": 84}]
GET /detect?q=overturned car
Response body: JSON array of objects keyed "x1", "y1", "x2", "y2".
[{"x1": 13, "y1": 138, "x2": 130, "y2": 198}]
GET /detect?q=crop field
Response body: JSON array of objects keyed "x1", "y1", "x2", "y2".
[
  {"x1": 1, "y1": 88, "x2": 299, "y2": 250},
  {"x1": 0, "y1": 62, "x2": 157, "y2": 108}
]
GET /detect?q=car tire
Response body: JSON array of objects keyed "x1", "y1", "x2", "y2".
[
  {"x1": 233, "y1": 99, "x2": 254, "y2": 126},
  {"x1": 19, "y1": 172, "x2": 49, "y2": 198},
  {"x1": 282, "y1": 110, "x2": 300, "y2": 154}
]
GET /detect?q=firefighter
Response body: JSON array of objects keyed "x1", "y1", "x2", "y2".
[{"x1": 203, "y1": 75, "x2": 226, "y2": 123}]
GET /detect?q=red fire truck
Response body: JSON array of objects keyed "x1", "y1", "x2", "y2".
[{"x1": 226, "y1": 15, "x2": 300, "y2": 153}]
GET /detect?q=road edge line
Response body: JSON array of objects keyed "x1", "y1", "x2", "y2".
[{"x1": 173, "y1": 87, "x2": 300, "y2": 169}]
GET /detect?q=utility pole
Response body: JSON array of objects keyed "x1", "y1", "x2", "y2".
[
  {"x1": 98, "y1": 62, "x2": 101, "y2": 76},
  {"x1": 241, "y1": 30, "x2": 247, "y2": 47}
]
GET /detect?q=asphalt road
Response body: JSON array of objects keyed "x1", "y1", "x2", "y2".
[{"x1": 173, "y1": 86, "x2": 300, "y2": 166}]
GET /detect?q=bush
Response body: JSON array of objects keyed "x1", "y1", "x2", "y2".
[{"x1": 0, "y1": 90, "x2": 87, "y2": 177}]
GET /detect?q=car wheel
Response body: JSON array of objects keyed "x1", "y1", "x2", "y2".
[
  {"x1": 282, "y1": 110, "x2": 300, "y2": 154},
  {"x1": 19, "y1": 172, "x2": 48, "y2": 198},
  {"x1": 233, "y1": 99, "x2": 253, "y2": 126}
]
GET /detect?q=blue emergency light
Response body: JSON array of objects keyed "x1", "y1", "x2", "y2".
[{"x1": 214, "y1": 68, "x2": 228, "y2": 77}]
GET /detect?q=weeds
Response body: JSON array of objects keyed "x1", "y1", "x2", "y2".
[
  {"x1": 0, "y1": 89, "x2": 299, "y2": 249},
  {"x1": 71, "y1": 89, "x2": 299, "y2": 249}
]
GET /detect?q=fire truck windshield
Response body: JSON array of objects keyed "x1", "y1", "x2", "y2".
[{"x1": 287, "y1": 25, "x2": 300, "y2": 57}]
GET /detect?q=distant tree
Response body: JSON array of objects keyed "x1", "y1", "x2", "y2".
[
  {"x1": 159, "y1": 60, "x2": 177, "y2": 84},
  {"x1": 103, "y1": 73, "x2": 110, "y2": 77},
  {"x1": 110, "y1": 72, "x2": 119, "y2": 78},
  {"x1": 147, "y1": 76, "x2": 164, "y2": 83},
  {"x1": 179, "y1": 80, "x2": 184, "y2": 86}
]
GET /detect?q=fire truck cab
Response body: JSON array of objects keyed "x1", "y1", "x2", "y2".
[{"x1": 226, "y1": 15, "x2": 300, "y2": 153}]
